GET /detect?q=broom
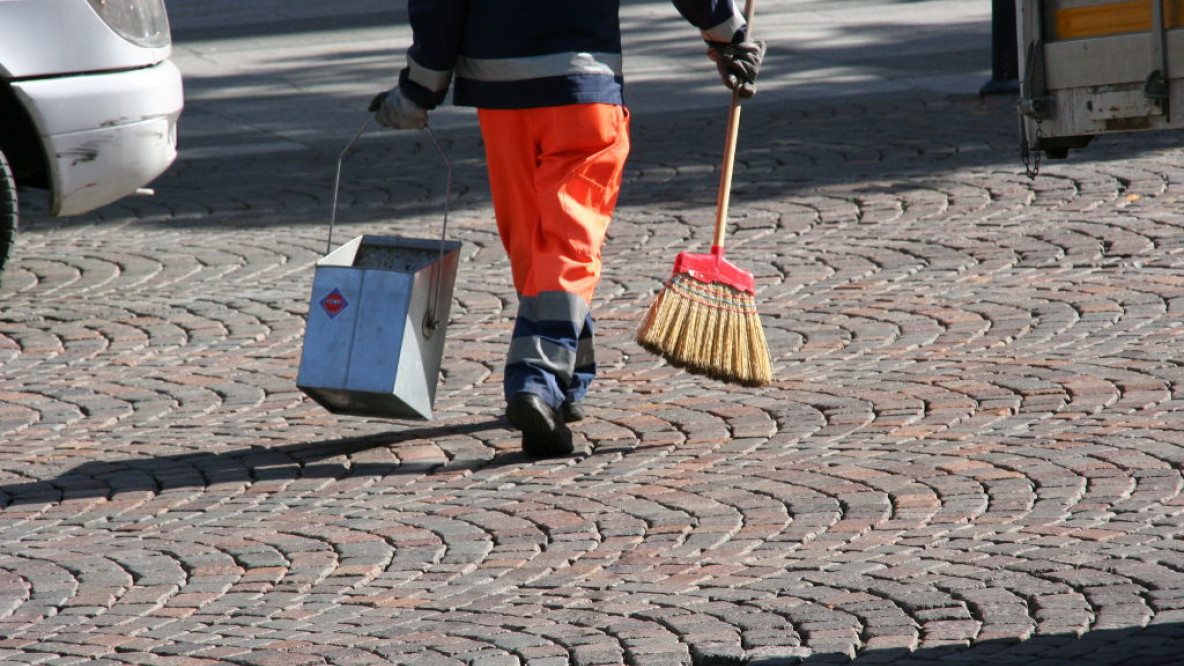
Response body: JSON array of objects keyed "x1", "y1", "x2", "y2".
[{"x1": 635, "y1": 0, "x2": 773, "y2": 387}]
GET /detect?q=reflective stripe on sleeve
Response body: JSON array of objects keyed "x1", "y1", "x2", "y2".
[{"x1": 407, "y1": 55, "x2": 454, "y2": 92}]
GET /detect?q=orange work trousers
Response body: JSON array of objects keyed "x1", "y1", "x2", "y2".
[{"x1": 478, "y1": 104, "x2": 631, "y2": 304}]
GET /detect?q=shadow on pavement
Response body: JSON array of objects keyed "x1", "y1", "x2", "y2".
[
  {"x1": 0, "y1": 419, "x2": 518, "y2": 507},
  {"x1": 171, "y1": 10, "x2": 406, "y2": 43},
  {"x1": 51, "y1": 86, "x2": 1183, "y2": 238},
  {"x1": 29, "y1": 0, "x2": 1182, "y2": 231},
  {"x1": 688, "y1": 623, "x2": 1183, "y2": 665}
]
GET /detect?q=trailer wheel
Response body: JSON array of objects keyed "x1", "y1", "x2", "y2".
[{"x1": 0, "y1": 149, "x2": 15, "y2": 281}]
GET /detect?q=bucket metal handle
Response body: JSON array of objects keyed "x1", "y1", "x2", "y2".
[{"x1": 326, "y1": 118, "x2": 454, "y2": 338}]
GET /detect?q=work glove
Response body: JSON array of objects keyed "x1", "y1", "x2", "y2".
[
  {"x1": 707, "y1": 39, "x2": 766, "y2": 98},
  {"x1": 372, "y1": 87, "x2": 428, "y2": 130}
]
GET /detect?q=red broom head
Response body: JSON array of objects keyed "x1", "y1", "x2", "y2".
[
  {"x1": 636, "y1": 244, "x2": 773, "y2": 387},
  {"x1": 671, "y1": 245, "x2": 755, "y2": 294}
]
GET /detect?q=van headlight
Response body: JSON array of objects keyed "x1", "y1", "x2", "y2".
[{"x1": 85, "y1": 0, "x2": 172, "y2": 48}]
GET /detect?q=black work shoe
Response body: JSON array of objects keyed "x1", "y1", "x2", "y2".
[
  {"x1": 560, "y1": 401, "x2": 585, "y2": 423},
  {"x1": 506, "y1": 393, "x2": 574, "y2": 458}
]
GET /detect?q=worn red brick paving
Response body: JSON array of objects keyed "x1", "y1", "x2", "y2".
[{"x1": 2, "y1": 5, "x2": 1184, "y2": 665}]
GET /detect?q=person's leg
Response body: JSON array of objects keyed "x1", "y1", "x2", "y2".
[
  {"x1": 536, "y1": 104, "x2": 628, "y2": 418},
  {"x1": 480, "y1": 108, "x2": 572, "y2": 455},
  {"x1": 565, "y1": 311, "x2": 596, "y2": 417},
  {"x1": 478, "y1": 109, "x2": 538, "y2": 297},
  {"x1": 504, "y1": 291, "x2": 588, "y2": 408},
  {"x1": 527, "y1": 104, "x2": 631, "y2": 304},
  {"x1": 503, "y1": 292, "x2": 584, "y2": 457},
  {"x1": 479, "y1": 104, "x2": 629, "y2": 454},
  {"x1": 517, "y1": 103, "x2": 629, "y2": 404}
]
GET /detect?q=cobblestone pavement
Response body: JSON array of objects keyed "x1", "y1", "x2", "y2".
[{"x1": 1, "y1": 1, "x2": 1183, "y2": 664}]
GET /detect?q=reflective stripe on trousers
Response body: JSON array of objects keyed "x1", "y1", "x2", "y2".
[{"x1": 506, "y1": 291, "x2": 596, "y2": 407}]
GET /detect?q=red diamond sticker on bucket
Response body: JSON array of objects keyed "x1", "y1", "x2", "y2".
[{"x1": 321, "y1": 289, "x2": 348, "y2": 318}]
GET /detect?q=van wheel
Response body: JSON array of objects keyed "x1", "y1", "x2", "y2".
[{"x1": 0, "y1": 149, "x2": 16, "y2": 281}]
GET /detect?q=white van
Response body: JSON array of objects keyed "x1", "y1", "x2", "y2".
[{"x1": 0, "y1": 0, "x2": 184, "y2": 277}]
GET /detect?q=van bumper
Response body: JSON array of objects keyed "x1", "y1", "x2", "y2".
[{"x1": 13, "y1": 60, "x2": 183, "y2": 216}]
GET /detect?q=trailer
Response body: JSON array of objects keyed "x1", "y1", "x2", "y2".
[{"x1": 1017, "y1": 0, "x2": 1184, "y2": 160}]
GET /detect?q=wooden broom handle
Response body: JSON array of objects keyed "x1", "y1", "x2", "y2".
[{"x1": 713, "y1": 0, "x2": 757, "y2": 249}]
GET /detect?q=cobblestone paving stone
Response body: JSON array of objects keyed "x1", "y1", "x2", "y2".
[{"x1": 2, "y1": 1, "x2": 1184, "y2": 664}]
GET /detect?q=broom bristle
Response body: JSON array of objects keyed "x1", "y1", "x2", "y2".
[{"x1": 636, "y1": 273, "x2": 773, "y2": 387}]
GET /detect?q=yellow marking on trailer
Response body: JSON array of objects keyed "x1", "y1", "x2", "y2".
[{"x1": 1054, "y1": 0, "x2": 1184, "y2": 39}]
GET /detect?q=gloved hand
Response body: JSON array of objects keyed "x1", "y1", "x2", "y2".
[
  {"x1": 707, "y1": 39, "x2": 766, "y2": 99},
  {"x1": 372, "y1": 87, "x2": 428, "y2": 130}
]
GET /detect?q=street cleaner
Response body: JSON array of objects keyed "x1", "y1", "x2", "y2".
[{"x1": 374, "y1": 0, "x2": 765, "y2": 458}]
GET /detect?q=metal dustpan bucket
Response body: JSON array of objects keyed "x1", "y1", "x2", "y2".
[
  {"x1": 297, "y1": 122, "x2": 460, "y2": 420},
  {"x1": 297, "y1": 235, "x2": 460, "y2": 420}
]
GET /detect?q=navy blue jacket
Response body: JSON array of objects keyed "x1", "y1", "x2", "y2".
[{"x1": 399, "y1": 0, "x2": 748, "y2": 110}]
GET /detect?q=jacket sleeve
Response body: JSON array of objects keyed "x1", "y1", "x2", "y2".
[
  {"x1": 671, "y1": 0, "x2": 747, "y2": 44},
  {"x1": 399, "y1": 0, "x2": 471, "y2": 109}
]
